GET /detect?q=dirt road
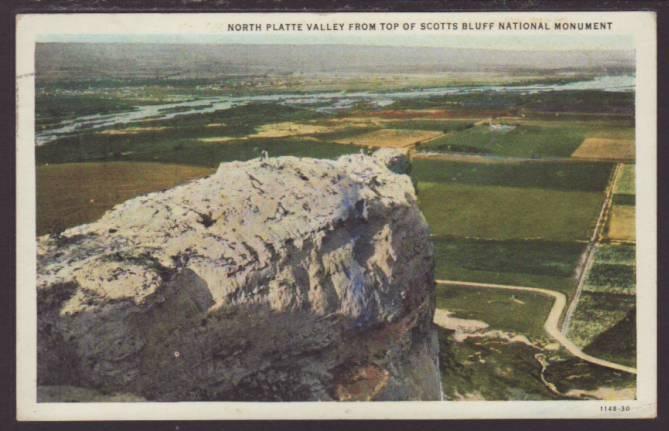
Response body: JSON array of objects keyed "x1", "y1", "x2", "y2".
[
  {"x1": 436, "y1": 279, "x2": 637, "y2": 375},
  {"x1": 560, "y1": 163, "x2": 621, "y2": 335}
]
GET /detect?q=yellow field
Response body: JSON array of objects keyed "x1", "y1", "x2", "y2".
[
  {"x1": 329, "y1": 117, "x2": 388, "y2": 126},
  {"x1": 198, "y1": 136, "x2": 243, "y2": 143},
  {"x1": 251, "y1": 121, "x2": 339, "y2": 138},
  {"x1": 37, "y1": 162, "x2": 214, "y2": 235},
  {"x1": 334, "y1": 129, "x2": 442, "y2": 149},
  {"x1": 571, "y1": 138, "x2": 635, "y2": 161},
  {"x1": 250, "y1": 120, "x2": 378, "y2": 139},
  {"x1": 606, "y1": 206, "x2": 636, "y2": 242},
  {"x1": 97, "y1": 126, "x2": 169, "y2": 136}
]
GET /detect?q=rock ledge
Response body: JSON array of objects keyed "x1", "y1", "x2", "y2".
[{"x1": 37, "y1": 151, "x2": 439, "y2": 401}]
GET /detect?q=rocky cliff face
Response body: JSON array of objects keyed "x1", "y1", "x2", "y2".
[{"x1": 37, "y1": 150, "x2": 440, "y2": 401}]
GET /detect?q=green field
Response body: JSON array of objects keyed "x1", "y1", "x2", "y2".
[
  {"x1": 433, "y1": 238, "x2": 583, "y2": 278},
  {"x1": 417, "y1": 115, "x2": 634, "y2": 158},
  {"x1": 419, "y1": 120, "x2": 632, "y2": 159},
  {"x1": 568, "y1": 292, "x2": 636, "y2": 367},
  {"x1": 421, "y1": 123, "x2": 588, "y2": 158},
  {"x1": 595, "y1": 244, "x2": 635, "y2": 265},
  {"x1": 418, "y1": 182, "x2": 603, "y2": 241},
  {"x1": 412, "y1": 159, "x2": 614, "y2": 191},
  {"x1": 37, "y1": 135, "x2": 361, "y2": 168},
  {"x1": 614, "y1": 164, "x2": 636, "y2": 195},
  {"x1": 432, "y1": 238, "x2": 581, "y2": 297},
  {"x1": 37, "y1": 162, "x2": 214, "y2": 235},
  {"x1": 414, "y1": 159, "x2": 607, "y2": 299},
  {"x1": 437, "y1": 284, "x2": 553, "y2": 337},
  {"x1": 612, "y1": 194, "x2": 636, "y2": 206},
  {"x1": 584, "y1": 263, "x2": 635, "y2": 294},
  {"x1": 611, "y1": 163, "x2": 636, "y2": 205},
  {"x1": 383, "y1": 119, "x2": 474, "y2": 132},
  {"x1": 583, "y1": 308, "x2": 636, "y2": 367},
  {"x1": 568, "y1": 244, "x2": 636, "y2": 366}
]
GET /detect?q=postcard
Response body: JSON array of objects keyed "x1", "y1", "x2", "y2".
[{"x1": 15, "y1": 11, "x2": 657, "y2": 420}]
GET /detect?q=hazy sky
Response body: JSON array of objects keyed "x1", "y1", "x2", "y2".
[{"x1": 38, "y1": 33, "x2": 634, "y2": 51}]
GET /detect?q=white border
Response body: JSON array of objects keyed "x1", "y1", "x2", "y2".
[{"x1": 16, "y1": 12, "x2": 657, "y2": 421}]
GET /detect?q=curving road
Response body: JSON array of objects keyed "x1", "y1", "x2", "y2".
[{"x1": 435, "y1": 279, "x2": 637, "y2": 375}]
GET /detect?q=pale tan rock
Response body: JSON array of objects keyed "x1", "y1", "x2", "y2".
[{"x1": 37, "y1": 151, "x2": 438, "y2": 401}]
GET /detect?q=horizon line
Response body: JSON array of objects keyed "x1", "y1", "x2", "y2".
[
  {"x1": 35, "y1": 33, "x2": 635, "y2": 52},
  {"x1": 35, "y1": 40, "x2": 635, "y2": 53}
]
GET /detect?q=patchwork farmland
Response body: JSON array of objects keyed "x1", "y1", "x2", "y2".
[{"x1": 34, "y1": 52, "x2": 637, "y2": 401}]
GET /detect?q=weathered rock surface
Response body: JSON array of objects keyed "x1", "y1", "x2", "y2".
[{"x1": 37, "y1": 151, "x2": 439, "y2": 401}]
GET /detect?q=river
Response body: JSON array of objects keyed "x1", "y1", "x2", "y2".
[{"x1": 36, "y1": 74, "x2": 635, "y2": 146}]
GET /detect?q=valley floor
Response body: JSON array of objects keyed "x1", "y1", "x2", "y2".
[{"x1": 34, "y1": 76, "x2": 637, "y2": 400}]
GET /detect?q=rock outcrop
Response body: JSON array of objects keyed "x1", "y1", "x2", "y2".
[{"x1": 37, "y1": 150, "x2": 439, "y2": 401}]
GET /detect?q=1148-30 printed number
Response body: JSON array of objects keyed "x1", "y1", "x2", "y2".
[{"x1": 601, "y1": 405, "x2": 631, "y2": 413}]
